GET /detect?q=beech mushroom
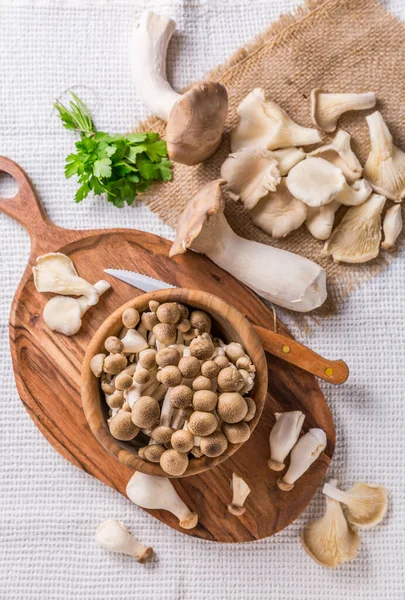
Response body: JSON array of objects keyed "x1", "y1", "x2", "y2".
[
  {"x1": 222, "y1": 421, "x2": 251, "y2": 444},
  {"x1": 141, "y1": 311, "x2": 159, "y2": 331},
  {"x1": 131, "y1": 396, "x2": 160, "y2": 429},
  {"x1": 268, "y1": 411, "x2": 305, "y2": 471},
  {"x1": 217, "y1": 392, "x2": 247, "y2": 423},
  {"x1": 104, "y1": 353, "x2": 127, "y2": 375},
  {"x1": 139, "y1": 348, "x2": 157, "y2": 369},
  {"x1": 251, "y1": 179, "x2": 308, "y2": 239},
  {"x1": 301, "y1": 480, "x2": 360, "y2": 568},
  {"x1": 153, "y1": 323, "x2": 177, "y2": 345},
  {"x1": 214, "y1": 355, "x2": 229, "y2": 370},
  {"x1": 323, "y1": 193, "x2": 386, "y2": 263},
  {"x1": 90, "y1": 353, "x2": 106, "y2": 378},
  {"x1": 188, "y1": 411, "x2": 218, "y2": 436},
  {"x1": 127, "y1": 472, "x2": 198, "y2": 528},
  {"x1": 228, "y1": 473, "x2": 251, "y2": 515},
  {"x1": 156, "y1": 302, "x2": 181, "y2": 324},
  {"x1": 200, "y1": 431, "x2": 228, "y2": 457},
  {"x1": 382, "y1": 205, "x2": 403, "y2": 251},
  {"x1": 323, "y1": 481, "x2": 388, "y2": 529},
  {"x1": 114, "y1": 372, "x2": 134, "y2": 391},
  {"x1": 309, "y1": 130, "x2": 362, "y2": 183},
  {"x1": 107, "y1": 390, "x2": 124, "y2": 409},
  {"x1": 42, "y1": 280, "x2": 110, "y2": 336},
  {"x1": 278, "y1": 428, "x2": 327, "y2": 491},
  {"x1": 121, "y1": 329, "x2": 149, "y2": 354},
  {"x1": 224, "y1": 343, "x2": 245, "y2": 364},
  {"x1": 133, "y1": 368, "x2": 151, "y2": 385},
  {"x1": 201, "y1": 360, "x2": 220, "y2": 379},
  {"x1": 130, "y1": 11, "x2": 228, "y2": 165},
  {"x1": 122, "y1": 307, "x2": 140, "y2": 329},
  {"x1": 243, "y1": 397, "x2": 256, "y2": 422},
  {"x1": 178, "y1": 356, "x2": 200, "y2": 379},
  {"x1": 144, "y1": 443, "x2": 165, "y2": 463},
  {"x1": 305, "y1": 201, "x2": 341, "y2": 240},
  {"x1": 169, "y1": 385, "x2": 193, "y2": 408},
  {"x1": 151, "y1": 425, "x2": 174, "y2": 444},
  {"x1": 189, "y1": 335, "x2": 214, "y2": 360},
  {"x1": 109, "y1": 411, "x2": 139, "y2": 441},
  {"x1": 192, "y1": 376, "x2": 212, "y2": 391},
  {"x1": 311, "y1": 89, "x2": 376, "y2": 132},
  {"x1": 364, "y1": 111, "x2": 405, "y2": 201},
  {"x1": 238, "y1": 369, "x2": 254, "y2": 394},
  {"x1": 95, "y1": 519, "x2": 153, "y2": 563},
  {"x1": 169, "y1": 180, "x2": 327, "y2": 312},
  {"x1": 156, "y1": 347, "x2": 180, "y2": 368},
  {"x1": 218, "y1": 367, "x2": 244, "y2": 392},
  {"x1": 159, "y1": 365, "x2": 182, "y2": 387},
  {"x1": 171, "y1": 429, "x2": 195, "y2": 453},
  {"x1": 192, "y1": 390, "x2": 218, "y2": 411},
  {"x1": 231, "y1": 88, "x2": 321, "y2": 152},
  {"x1": 189, "y1": 310, "x2": 211, "y2": 334},
  {"x1": 287, "y1": 158, "x2": 345, "y2": 207},
  {"x1": 160, "y1": 448, "x2": 189, "y2": 476}
]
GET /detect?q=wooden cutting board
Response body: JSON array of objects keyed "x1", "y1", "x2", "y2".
[{"x1": 0, "y1": 156, "x2": 335, "y2": 542}]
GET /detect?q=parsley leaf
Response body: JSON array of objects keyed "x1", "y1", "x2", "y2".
[{"x1": 54, "y1": 92, "x2": 172, "y2": 207}]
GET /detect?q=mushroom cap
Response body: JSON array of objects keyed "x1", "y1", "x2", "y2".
[
  {"x1": 178, "y1": 356, "x2": 201, "y2": 378},
  {"x1": 149, "y1": 300, "x2": 160, "y2": 313},
  {"x1": 236, "y1": 356, "x2": 251, "y2": 370},
  {"x1": 189, "y1": 310, "x2": 211, "y2": 333},
  {"x1": 101, "y1": 379, "x2": 115, "y2": 395},
  {"x1": 159, "y1": 365, "x2": 182, "y2": 387},
  {"x1": 114, "y1": 372, "x2": 134, "y2": 391},
  {"x1": 179, "y1": 406, "x2": 194, "y2": 421},
  {"x1": 188, "y1": 411, "x2": 218, "y2": 436},
  {"x1": 156, "y1": 347, "x2": 180, "y2": 368},
  {"x1": 156, "y1": 302, "x2": 181, "y2": 324},
  {"x1": 287, "y1": 157, "x2": 346, "y2": 207},
  {"x1": 90, "y1": 353, "x2": 106, "y2": 378},
  {"x1": 243, "y1": 397, "x2": 257, "y2": 422},
  {"x1": 189, "y1": 336, "x2": 215, "y2": 360},
  {"x1": 166, "y1": 82, "x2": 228, "y2": 166},
  {"x1": 153, "y1": 323, "x2": 177, "y2": 344},
  {"x1": 122, "y1": 307, "x2": 140, "y2": 329},
  {"x1": 131, "y1": 396, "x2": 160, "y2": 428},
  {"x1": 160, "y1": 449, "x2": 189, "y2": 476},
  {"x1": 177, "y1": 318, "x2": 191, "y2": 333},
  {"x1": 138, "y1": 348, "x2": 157, "y2": 369},
  {"x1": 150, "y1": 425, "x2": 174, "y2": 444},
  {"x1": 104, "y1": 353, "x2": 127, "y2": 375},
  {"x1": 42, "y1": 296, "x2": 83, "y2": 335},
  {"x1": 122, "y1": 401, "x2": 131, "y2": 412},
  {"x1": 222, "y1": 421, "x2": 251, "y2": 443},
  {"x1": 170, "y1": 385, "x2": 193, "y2": 408},
  {"x1": 169, "y1": 179, "x2": 225, "y2": 257},
  {"x1": 213, "y1": 355, "x2": 229, "y2": 370},
  {"x1": 106, "y1": 390, "x2": 124, "y2": 409},
  {"x1": 133, "y1": 368, "x2": 151, "y2": 385},
  {"x1": 176, "y1": 303, "x2": 189, "y2": 319},
  {"x1": 200, "y1": 431, "x2": 228, "y2": 457},
  {"x1": 192, "y1": 376, "x2": 212, "y2": 391},
  {"x1": 201, "y1": 360, "x2": 220, "y2": 379},
  {"x1": 105, "y1": 336, "x2": 124, "y2": 354},
  {"x1": 141, "y1": 311, "x2": 159, "y2": 331},
  {"x1": 144, "y1": 444, "x2": 165, "y2": 463},
  {"x1": 217, "y1": 367, "x2": 244, "y2": 392},
  {"x1": 192, "y1": 390, "x2": 218, "y2": 411},
  {"x1": 171, "y1": 430, "x2": 195, "y2": 453},
  {"x1": 224, "y1": 342, "x2": 245, "y2": 363},
  {"x1": 109, "y1": 412, "x2": 139, "y2": 441}
]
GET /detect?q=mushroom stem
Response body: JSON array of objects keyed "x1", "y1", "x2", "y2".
[
  {"x1": 130, "y1": 11, "x2": 180, "y2": 120},
  {"x1": 228, "y1": 473, "x2": 251, "y2": 515},
  {"x1": 95, "y1": 519, "x2": 153, "y2": 563}
]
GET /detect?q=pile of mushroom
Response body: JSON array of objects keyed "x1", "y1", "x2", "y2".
[
  {"x1": 91, "y1": 301, "x2": 257, "y2": 476},
  {"x1": 219, "y1": 88, "x2": 404, "y2": 263}
]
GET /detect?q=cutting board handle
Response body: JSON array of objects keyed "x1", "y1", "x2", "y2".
[{"x1": 0, "y1": 156, "x2": 53, "y2": 239}]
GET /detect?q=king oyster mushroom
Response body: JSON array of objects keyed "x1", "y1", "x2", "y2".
[
  {"x1": 169, "y1": 180, "x2": 327, "y2": 313},
  {"x1": 130, "y1": 11, "x2": 228, "y2": 165}
]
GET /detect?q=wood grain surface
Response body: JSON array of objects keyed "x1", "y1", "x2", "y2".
[{"x1": 0, "y1": 156, "x2": 336, "y2": 542}]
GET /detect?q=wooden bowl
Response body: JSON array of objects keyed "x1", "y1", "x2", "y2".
[{"x1": 81, "y1": 288, "x2": 268, "y2": 478}]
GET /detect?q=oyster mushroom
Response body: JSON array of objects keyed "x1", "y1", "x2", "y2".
[
  {"x1": 228, "y1": 473, "x2": 251, "y2": 516},
  {"x1": 169, "y1": 180, "x2": 327, "y2": 313},
  {"x1": 95, "y1": 519, "x2": 153, "y2": 563},
  {"x1": 301, "y1": 480, "x2": 360, "y2": 568},
  {"x1": 323, "y1": 193, "x2": 386, "y2": 263},
  {"x1": 268, "y1": 411, "x2": 305, "y2": 472},
  {"x1": 251, "y1": 179, "x2": 308, "y2": 238},
  {"x1": 311, "y1": 89, "x2": 376, "y2": 132},
  {"x1": 231, "y1": 88, "x2": 321, "y2": 152},
  {"x1": 287, "y1": 158, "x2": 346, "y2": 207},
  {"x1": 130, "y1": 11, "x2": 228, "y2": 165},
  {"x1": 308, "y1": 130, "x2": 362, "y2": 183},
  {"x1": 277, "y1": 428, "x2": 327, "y2": 491},
  {"x1": 323, "y1": 481, "x2": 388, "y2": 529},
  {"x1": 305, "y1": 201, "x2": 341, "y2": 240},
  {"x1": 126, "y1": 471, "x2": 198, "y2": 529},
  {"x1": 364, "y1": 111, "x2": 405, "y2": 202},
  {"x1": 382, "y1": 204, "x2": 403, "y2": 251},
  {"x1": 335, "y1": 179, "x2": 372, "y2": 207}
]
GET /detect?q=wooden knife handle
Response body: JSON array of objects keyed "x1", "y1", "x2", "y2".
[{"x1": 253, "y1": 325, "x2": 349, "y2": 385}]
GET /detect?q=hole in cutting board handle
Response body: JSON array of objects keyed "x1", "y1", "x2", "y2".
[{"x1": 0, "y1": 172, "x2": 19, "y2": 200}]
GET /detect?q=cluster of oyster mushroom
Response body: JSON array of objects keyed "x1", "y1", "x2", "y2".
[
  {"x1": 220, "y1": 88, "x2": 404, "y2": 263},
  {"x1": 90, "y1": 302, "x2": 257, "y2": 476}
]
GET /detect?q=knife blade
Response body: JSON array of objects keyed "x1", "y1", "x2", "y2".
[{"x1": 104, "y1": 269, "x2": 175, "y2": 292}]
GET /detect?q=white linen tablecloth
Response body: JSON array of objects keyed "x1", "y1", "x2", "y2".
[{"x1": 0, "y1": 1, "x2": 404, "y2": 598}]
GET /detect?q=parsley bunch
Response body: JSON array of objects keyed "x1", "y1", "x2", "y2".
[{"x1": 54, "y1": 93, "x2": 172, "y2": 207}]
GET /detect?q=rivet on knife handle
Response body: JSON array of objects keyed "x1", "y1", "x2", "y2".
[{"x1": 253, "y1": 325, "x2": 349, "y2": 385}]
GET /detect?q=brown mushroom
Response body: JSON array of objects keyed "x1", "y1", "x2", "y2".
[
  {"x1": 138, "y1": 446, "x2": 147, "y2": 459},
  {"x1": 122, "y1": 307, "x2": 140, "y2": 329},
  {"x1": 141, "y1": 311, "x2": 159, "y2": 331},
  {"x1": 171, "y1": 430, "x2": 195, "y2": 453},
  {"x1": 200, "y1": 431, "x2": 228, "y2": 457},
  {"x1": 189, "y1": 335, "x2": 215, "y2": 360},
  {"x1": 104, "y1": 353, "x2": 127, "y2": 375},
  {"x1": 178, "y1": 356, "x2": 201, "y2": 379},
  {"x1": 225, "y1": 342, "x2": 245, "y2": 364},
  {"x1": 122, "y1": 401, "x2": 131, "y2": 412},
  {"x1": 150, "y1": 425, "x2": 174, "y2": 444},
  {"x1": 131, "y1": 396, "x2": 160, "y2": 429},
  {"x1": 236, "y1": 356, "x2": 251, "y2": 370},
  {"x1": 107, "y1": 390, "x2": 124, "y2": 409},
  {"x1": 177, "y1": 318, "x2": 191, "y2": 333},
  {"x1": 105, "y1": 336, "x2": 124, "y2": 354},
  {"x1": 138, "y1": 349, "x2": 157, "y2": 369},
  {"x1": 144, "y1": 444, "x2": 165, "y2": 463},
  {"x1": 243, "y1": 397, "x2": 257, "y2": 422},
  {"x1": 169, "y1": 385, "x2": 193, "y2": 409},
  {"x1": 201, "y1": 360, "x2": 220, "y2": 379},
  {"x1": 156, "y1": 302, "x2": 181, "y2": 324},
  {"x1": 159, "y1": 365, "x2": 182, "y2": 387},
  {"x1": 109, "y1": 412, "x2": 139, "y2": 441},
  {"x1": 148, "y1": 300, "x2": 160, "y2": 313},
  {"x1": 192, "y1": 376, "x2": 212, "y2": 391},
  {"x1": 153, "y1": 323, "x2": 177, "y2": 345},
  {"x1": 217, "y1": 392, "x2": 248, "y2": 423},
  {"x1": 188, "y1": 411, "x2": 218, "y2": 436},
  {"x1": 101, "y1": 379, "x2": 115, "y2": 395},
  {"x1": 193, "y1": 390, "x2": 218, "y2": 412},
  {"x1": 114, "y1": 372, "x2": 134, "y2": 391},
  {"x1": 179, "y1": 406, "x2": 194, "y2": 421},
  {"x1": 217, "y1": 367, "x2": 244, "y2": 392},
  {"x1": 222, "y1": 421, "x2": 251, "y2": 444},
  {"x1": 156, "y1": 347, "x2": 180, "y2": 368},
  {"x1": 213, "y1": 355, "x2": 229, "y2": 370},
  {"x1": 183, "y1": 328, "x2": 199, "y2": 343},
  {"x1": 133, "y1": 368, "x2": 151, "y2": 385},
  {"x1": 189, "y1": 310, "x2": 211, "y2": 333},
  {"x1": 160, "y1": 449, "x2": 189, "y2": 476}
]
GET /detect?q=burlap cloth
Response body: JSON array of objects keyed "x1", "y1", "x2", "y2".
[{"x1": 139, "y1": 0, "x2": 405, "y2": 317}]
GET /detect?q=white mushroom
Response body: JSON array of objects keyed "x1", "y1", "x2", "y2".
[
  {"x1": 268, "y1": 411, "x2": 305, "y2": 471},
  {"x1": 271, "y1": 147, "x2": 306, "y2": 175},
  {"x1": 251, "y1": 179, "x2": 308, "y2": 238},
  {"x1": 95, "y1": 519, "x2": 153, "y2": 563},
  {"x1": 126, "y1": 471, "x2": 198, "y2": 529},
  {"x1": 287, "y1": 157, "x2": 346, "y2": 207},
  {"x1": 130, "y1": 11, "x2": 227, "y2": 165},
  {"x1": 382, "y1": 204, "x2": 403, "y2": 251},
  {"x1": 305, "y1": 201, "x2": 341, "y2": 240},
  {"x1": 301, "y1": 480, "x2": 360, "y2": 568},
  {"x1": 323, "y1": 193, "x2": 386, "y2": 263},
  {"x1": 335, "y1": 179, "x2": 372, "y2": 207},
  {"x1": 121, "y1": 329, "x2": 149, "y2": 354},
  {"x1": 277, "y1": 428, "x2": 326, "y2": 490},
  {"x1": 33, "y1": 252, "x2": 99, "y2": 305},
  {"x1": 231, "y1": 88, "x2": 321, "y2": 152},
  {"x1": 220, "y1": 148, "x2": 281, "y2": 210},
  {"x1": 364, "y1": 111, "x2": 405, "y2": 202},
  {"x1": 308, "y1": 130, "x2": 362, "y2": 183},
  {"x1": 311, "y1": 89, "x2": 376, "y2": 132},
  {"x1": 323, "y1": 481, "x2": 388, "y2": 529},
  {"x1": 227, "y1": 473, "x2": 251, "y2": 516},
  {"x1": 170, "y1": 180, "x2": 327, "y2": 313},
  {"x1": 42, "y1": 280, "x2": 110, "y2": 336}
]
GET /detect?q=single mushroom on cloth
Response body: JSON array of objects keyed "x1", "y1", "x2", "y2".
[
  {"x1": 95, "y1": 519, "x2": 153, "y2": 563},
  {"x1": 323, "y1": 481, "x2": 388, "y2": 529},
  {"x1": 169, "y1": 179, "x2": 327, "y2": 313},
  {"x1": 130, "y1": 11, "x2": 228, "y2": 166},
  {"x1": 310, "y1": 89, "x2": 376, "y2": 133},
  {"x1": 231, "y1": 88, "x2": 321, "y2": 152}
]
